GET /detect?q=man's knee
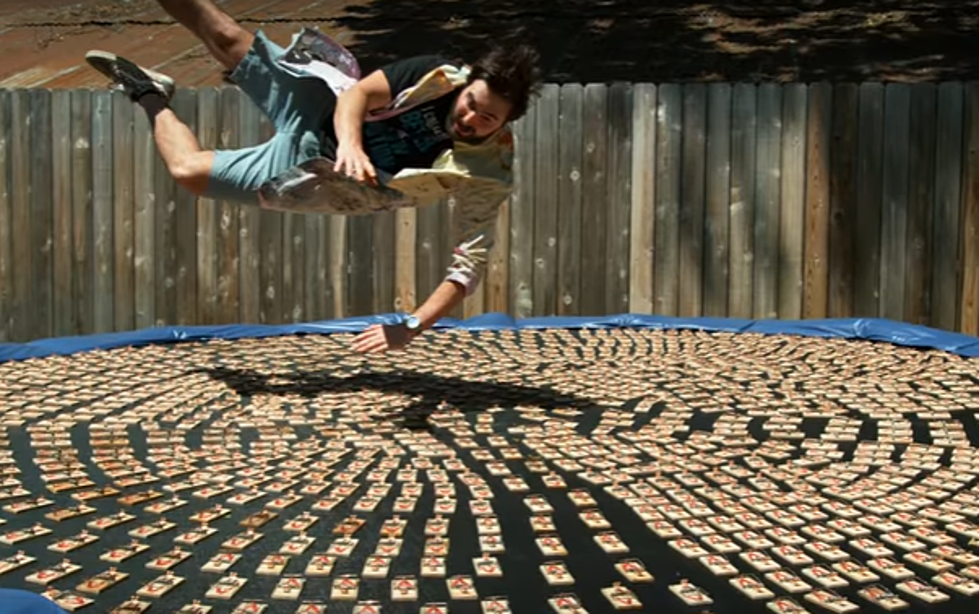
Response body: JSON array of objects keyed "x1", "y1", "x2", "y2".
[{"x1": 168, "y1": 152, "x2": 215, "y2": 196}]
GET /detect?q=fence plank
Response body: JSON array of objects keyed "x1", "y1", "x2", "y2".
[
  {"x1": 728, "y1": 83, "x2": 756, "y2": 318},
  {"x1": 655, "y1": 83, "x2": 682, "y2": 316},
  {"x1": 961, "y1": 83, "x2": 979, "y2": 335},
  {"x1": 348, "y1": 207, "x2": 375, "y2": 316},
  {"x1": 558, "y1": 84, "x2": 584, "y2": 315},
  {"x1": 237, "y1": 94, "x2": 262, "y2": 324},
  {"x1": 0, "y1": 90, "x2": 10, "y2": 341},
  {"x1": 905, "y1": 84, "x2": 937, "y2": 325},
  {"x1": 133, "y1": 100, "x2": 156, "y2": 330},
  {"x1": 51, "y1": 90, "x2": 73, "y2": 338},
  {"x1": 462, "y1": 275, "x2": 485, "y2": 319},
  {"x1": 171, "y1": 89, "x2": 198, "y2": 326},
  {"x1": 510, "y1": 103, "x2": 537, "y2": 318},
  {"x1": 932, "y1": 82, "x2": 964, "y2": 331},
  {"x1": 303, "y1": 213, "x2": 326, "y2": 320},
  {"x1": 281, "y1": 210, "x2": 303, "y2": 321},
  {"x1": 679, "y1": 84, "x2": 706, "y2": 317},
  {"x1": 195, "y1": 88, "x2": 219, "y2": 324},
  {"x1": 579, "y1": 84, "x2": 607, "y2": 316},
  {"x1": 803, "y1": 82, "x2": 831, "y2": 319},
  {"x1": 394, "y1": 207, "x2": 417, "y2": 313},
  {"x1": 415, "y1": 200, "x2": 442, "y2": 314},
  {"x1": 879, "y1": 84, "x2": 911, "y2": 322},
  {"x1": 828, "y1": 83, "x2": 858, "y2": 318},
  {"x1": 753, "y1": 84, "x2": 781, "y2": 320},
  {"x1": 69, "y1": 90, "x2": 93, "y2": 337},
  {"x1": 92, "y1": 90, "x2": 114, "y2": 333},
  {"x1": 854, "y1": 83, "x2": 885, "y2": 318},
  {"x1": 457, "y1": 181, "x2": 489, "y2": 318},
  {"x1": 533, "y1": 83, "x2": 560, "y2": 316},
  {"x1": 154, "y1": 99, "x2": 178, "y2": 329},
  {"x1": 629, "y1": 83, "x2": 656, "y2": 314},
  {"x1": 779, "y1": 84, "x2": 807, "y2": 320},
  {"x1": 112, "y1": 92, "x2": 135, "y2": 332},
  {"x1": 486, "y1": 198, "x2": 510, "y2": 314},
  {"x1": 605, "y1": 82, "x2": 633, "y2": 315},
  {"x1": 260, "y1": 209, "x2": 285, "y2": 321},
  {"x1": 704, "y1": 83, "x2": 731, "y2": 317},
  {"x1": 329, "y1": 216, "x2": 347, "y2": 320},
  {"x1": 30, "y1": 89, "x2": 54, "y2": 340},
  {"x1": 9, "y1": 91, "x2": 30, "y2": 341},
  {"x1": 216, "y1": 88, "x2": 240, "y2": 324},
  {"x1": 372, "y1": 210, "x2": 396, "y2": 316},
  {"x1": 444, "y1": 197, "x2": 464, "y2": 321}
]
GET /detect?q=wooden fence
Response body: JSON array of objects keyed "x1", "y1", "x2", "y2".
[{"x1": 1, "y1": 82, "x2": 978, "y2": 344}]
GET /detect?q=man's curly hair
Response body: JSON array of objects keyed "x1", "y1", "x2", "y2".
[{"x1": 468, "y1": 42, "x2": 543, "y2": 121}]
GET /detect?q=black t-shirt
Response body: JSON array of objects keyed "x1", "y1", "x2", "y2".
[{"x1": 360, "y1": 55, "x2": 461, "y2": 174}]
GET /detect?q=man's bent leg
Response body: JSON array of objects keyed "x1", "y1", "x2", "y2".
[
  {"x1": 140, "y1": 95, "x2": 214, "y2": 196},
  {"x1": 155, "y1": 0, "x2": 254, "y2": 72},
  {"x1": 85, "y1": 55, "x2": 215, "y2": 197},
  {"x1": 86, "y1": 45, "x2": 326, "y2": 205},
  {"x1": 138, "y1": 90, "x2": 294, "y2": 204},
  {"x1": 141, "y1": 91, "x2": 293, "y2": 204}
]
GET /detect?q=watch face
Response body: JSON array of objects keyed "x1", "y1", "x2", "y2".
[{"x1": 406, "y1": 317, "x2": 421, "y2": 330}]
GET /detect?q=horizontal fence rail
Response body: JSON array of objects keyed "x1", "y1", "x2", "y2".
[{"x1": 1, "y1": 82, "x2": 978, "y2": 344}]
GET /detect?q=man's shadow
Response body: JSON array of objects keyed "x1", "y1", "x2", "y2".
[{"x1": 198, "y1": 366, "x2": 599, "y2": 430}]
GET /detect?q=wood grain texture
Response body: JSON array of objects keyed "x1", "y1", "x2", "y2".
[
  {"x1": 629, "y1": 83, "x2": 656, "y2": 314},
  {"x1": 0, "y1": 90, "x2": 10, "y2": 341},
  {"x1": 905, "y1": 84, "x2": 937, "y2": 325},
  {"x1": 828, "y1": 83, "x2": 858, "y2": 318},
  {"x1": 932, "y1": 83, "x2": 964, "y2": 331},
  {"x1": 879, "y1": 84, "x2": 911, "y2": 322},
  {"x1": 728, "y1": 83, "x2": 756, "y2": 318},
  {"x1": 91, "y1": 90, "x2": 115, "y2": 333},
  {"x1": 960, "y1": 83, "x2": 979, "y2": 334},
  {"x1": 778, "y1": 84, "x2": 807, "y2": 320},
  {"x1": 803, "y1": 82, "x2": 831, "y2": 319},
  {"x1": 753, "y1": 84, "x2": 781, "y2": 320},
  {"x1": 704, "y1": 82, "x2": 731, "y2": 317},
  {"x1": 854, "y1": 83, "x2": 885, "y2": 318}
]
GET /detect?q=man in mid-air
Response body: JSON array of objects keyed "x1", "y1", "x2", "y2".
[{"x1": 86, "y1": 0, "x2": 542, "y2": 353}]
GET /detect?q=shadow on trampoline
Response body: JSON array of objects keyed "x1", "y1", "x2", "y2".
[{"x1": 200, "y1": 366, "x2": 598, "y2": 429}]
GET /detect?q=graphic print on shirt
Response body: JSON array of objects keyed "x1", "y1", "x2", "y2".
[{"x1": 362, "y1": 96, "x2": 455, "y2": 174}]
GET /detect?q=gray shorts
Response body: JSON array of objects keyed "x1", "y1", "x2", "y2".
[{"x1": 205, "y1": 30, "x2": 337, "y2": 204}]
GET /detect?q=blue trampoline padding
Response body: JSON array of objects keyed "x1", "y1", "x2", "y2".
[
  {"x1": 1, "y1": 313, "x2": 978, "y2": 363},
  {"x1": 0, "y1": 589, "x2": 68, "y2": 614}
]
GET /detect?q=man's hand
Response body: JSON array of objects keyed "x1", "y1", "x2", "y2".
[
  {"x1": 333, "y1": 143, "x2": 378, "y2": 186},
  {"x1": 351, "y1": 280, "x2": 466, "y2": 354},
  {"x1": 351, "y1": 323, "x2": 417, "y2": 353}
]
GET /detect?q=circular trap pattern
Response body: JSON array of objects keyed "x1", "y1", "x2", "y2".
[{"x1": 1, "y1": 326, "x2": 979, "y2": 614}]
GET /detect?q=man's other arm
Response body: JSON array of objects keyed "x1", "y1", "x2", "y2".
[{"x1": 333, "y1": 70, "x2": 393, "y2": 184}]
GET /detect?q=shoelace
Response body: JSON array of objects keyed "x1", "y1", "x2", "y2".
[{"x1": 448, "y1": 235, "x2": 487, "y2": 275}]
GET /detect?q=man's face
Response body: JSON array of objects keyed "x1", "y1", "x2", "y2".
[{"x1": 448, "y1": 79, "x2": 512, "y2": 143}]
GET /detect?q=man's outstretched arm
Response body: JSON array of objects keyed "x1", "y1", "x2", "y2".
[
  {"x1": 351, "y1": 229, "x2": 492, "y2": 353},
  {"x1": 333, "y1": 70, "x2": 392, "y2": 184},
  {"x1": 351, "y1": 280, "x2": 466, "y2": 354}
]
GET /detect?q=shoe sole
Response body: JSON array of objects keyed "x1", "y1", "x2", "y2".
[{"x1": 85, "y1": 50, "x2": 176, "y2": 99}]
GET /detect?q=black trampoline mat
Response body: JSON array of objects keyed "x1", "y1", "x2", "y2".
[{"x1": 1, "y1": 327, "x2": 979, "y2": 614}]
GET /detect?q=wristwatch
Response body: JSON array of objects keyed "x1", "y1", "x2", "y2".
[{"x1": 404, "y1": 315, "x2": 423, "y2": 335}]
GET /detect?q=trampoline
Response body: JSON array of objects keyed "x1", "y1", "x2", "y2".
[{"x1": 1, "y1": 313, "x2": 979, "y2": 614}]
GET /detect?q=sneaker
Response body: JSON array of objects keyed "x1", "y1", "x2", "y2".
[{"x1": 85, "y1": 50, "x2": 175, "y2": 102}]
